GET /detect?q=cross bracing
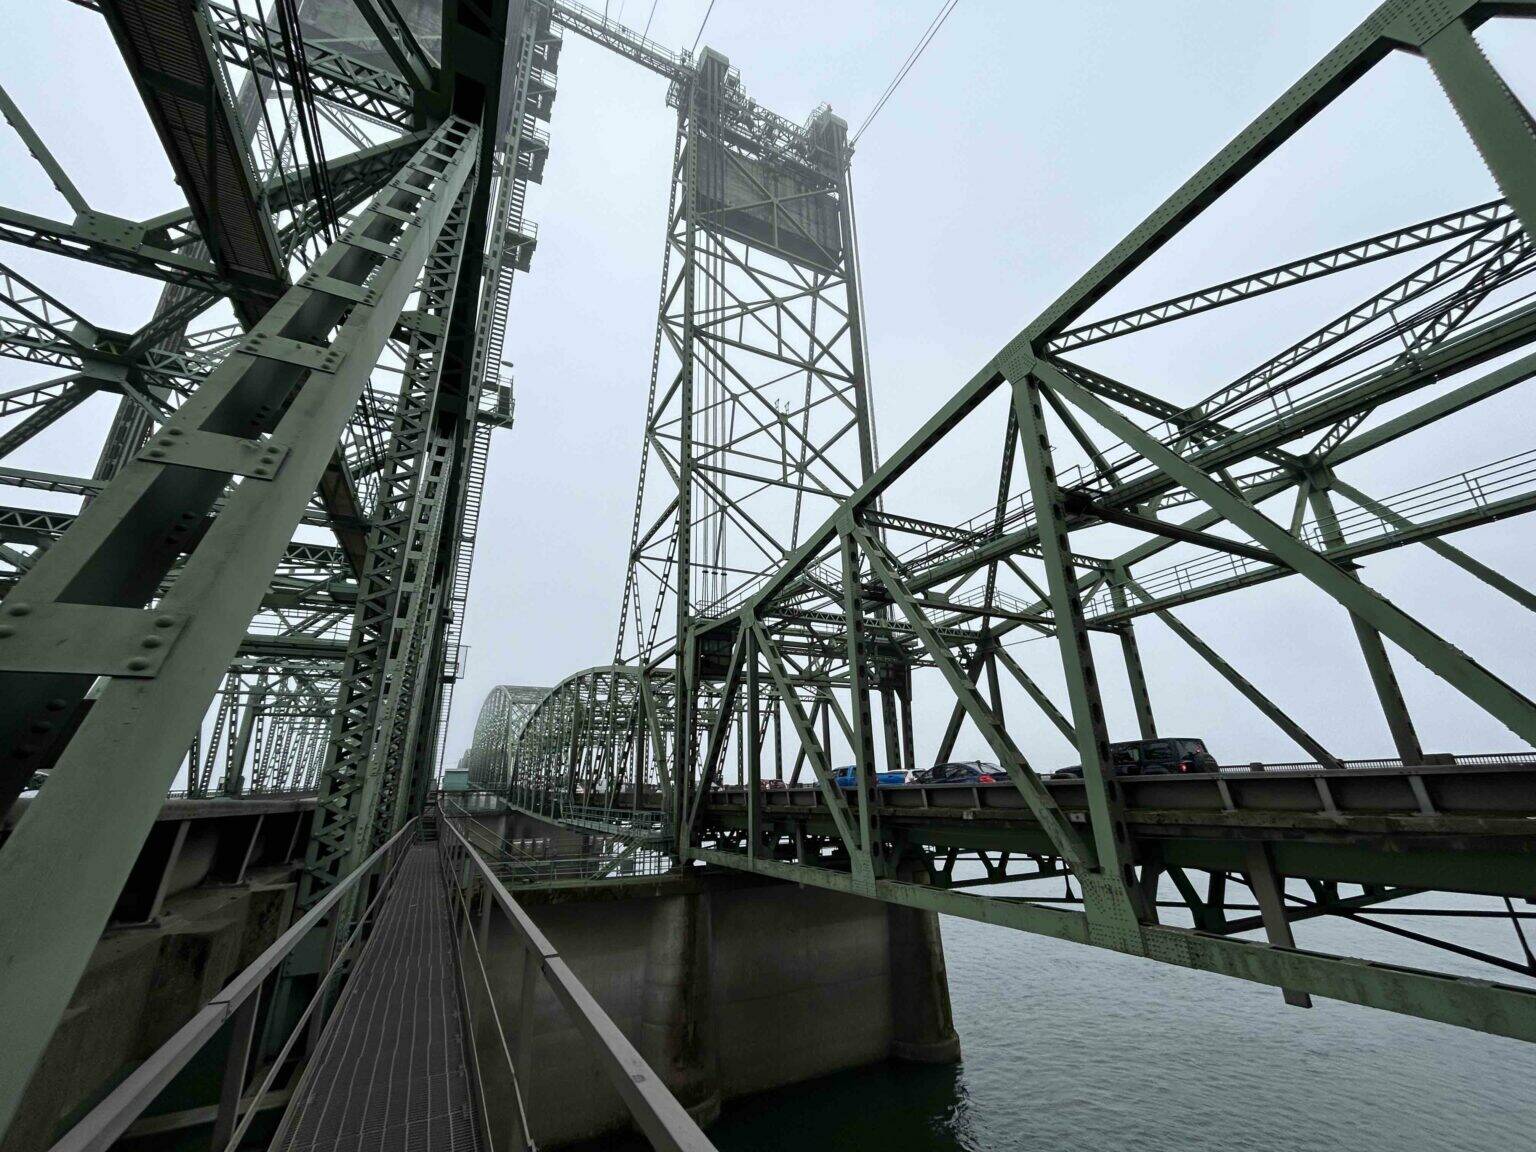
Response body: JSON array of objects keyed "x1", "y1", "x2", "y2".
[
  {"x1": 474, "y1": 0, "x2": 1536, "y2": 1051},
  {"x1": 5, "y1": 0, "x2": 1536, "y2": 1145},
  {"x1": 0, "y1": 0, "x2": 546, "y2": 1130}
]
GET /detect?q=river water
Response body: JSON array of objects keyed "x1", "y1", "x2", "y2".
[{"x1": 705, "y1": 884, "x2": 1536, "y2": 1152}]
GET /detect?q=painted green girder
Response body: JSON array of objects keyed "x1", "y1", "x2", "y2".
[
  {"x1": 302, "y1": 178, "x2": 476, "y2": 899},
  {"x1": 477, "y1": 0, "x2": 1536, "y2": 1049},
  {"x1": 0, "y1": 0, "x2": 547, "y2": 1136},
  {"x1": 0, "y1": 115, "x2": 480, "y2": 1133}
]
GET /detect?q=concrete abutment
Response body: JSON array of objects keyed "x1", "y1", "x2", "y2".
[{"x1": 467, "y1": 832, "x2": 960, "y2": 1148}]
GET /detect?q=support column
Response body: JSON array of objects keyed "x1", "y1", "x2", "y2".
[
  {"x1": 1243, "y1": 843, "x2": 1313, "y2": 1009},
  {"x1": 840, "y1": 526, "x2": 878, "y2": 881},
  {"x1": 1111, "y1": 576, "x2": 1156, "y2": 740},
  {"x1": 1009, "y1": 367, "x2": 1147, "y2": 947},
  {"x1": 225, "y1": 677, "x2": 265, "y2": 796},
  {"x1": 887, "y1": 855, "x2": 962, "y2": 1063},
  {"x1": 746, "y1": 634, "x2": 762, "y2": 864},
  {"x1": 639, "y1": 893, "x2": 720, "y2": 1127}
]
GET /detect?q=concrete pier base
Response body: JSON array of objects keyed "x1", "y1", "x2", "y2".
[
  {"x1": 469, "y1": 855, "x2": 960, "y2": 1149},
  {"x1": 887, "y1": 861, "x2": 962, "y2": 1064},
  {"x1": 639, "y1": 892, "x2": 721, "y2": 1126},
  {"x1": 2, "y1": 870, "x2": 298, "y2": 1152}
]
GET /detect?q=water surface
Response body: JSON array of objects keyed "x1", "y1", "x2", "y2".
[{"x1": 707, "y1": 887, "x2": 1536, "y2": 1151}]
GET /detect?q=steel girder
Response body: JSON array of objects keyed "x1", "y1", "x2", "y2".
[
  {"x1": 299, "y1": 0, "x2": 550, "y2": 905},
  {"x1": 475, "y1": 0, "x2": 1536, "y2": 1045},
  {"x1": 302, "y1": 176, "x2": 476, "y2": 898},
  {"x1": 0, "y1": 114, "x2": 480, "y2": 1132},
  {"x1": 0, "y1": 0, "x2": 543, "y2": 1134}
]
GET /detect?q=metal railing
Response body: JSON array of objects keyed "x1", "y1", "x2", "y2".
[
  {"x1": 443, "y1": 797, "x2": 672, "y2": 885},
  {"x1": 434, "y1": 806, "x2": 715, "y2": 1151},
  {"x1": 47, "y1": 819, "x2": 421, "y2": 1152},
  {"x1": 1208, "y1": 750, "x2": 1536, "y2": 774},
  {"x1": 163, "y1": 786, "x2": 315, "y2": 800},
  {"x1": 1081, "y1": 449, "x2": 1536, "y2": 619},
  {"x1": 556, "y1": 802, "x2": 670, "y2": 837}
]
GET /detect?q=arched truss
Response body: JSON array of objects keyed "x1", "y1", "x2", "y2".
[
  {"x1": 463, "y1": 683, "x2": 552, "y2": 790},
  {"x1": 474, "y1": 0, "x2": 1536, "y2": 1044},
  {"x1": 507, "y1": 666, "x2": 666, "y2": 818}
]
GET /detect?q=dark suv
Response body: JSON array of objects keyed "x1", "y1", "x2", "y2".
[{"x1": 1053, "y1": 738, "x2": 1217, "y2": 779}]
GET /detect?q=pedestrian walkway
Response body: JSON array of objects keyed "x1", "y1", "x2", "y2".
[{"x1": 276, "y1": 843, "x2": 482, "y2": 1152}]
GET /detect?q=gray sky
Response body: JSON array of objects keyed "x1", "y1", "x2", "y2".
[{"x1": 3, "y1": 3, "x2": 1533, "y2": 776}]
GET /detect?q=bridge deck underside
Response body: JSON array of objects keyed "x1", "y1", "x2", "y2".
[
  {"x1": 277, "y1": 844, "x2": 481, "y2": 1152},
  {"x1": 684, "y1": 763, "x2": 1536, "y2": 894}
]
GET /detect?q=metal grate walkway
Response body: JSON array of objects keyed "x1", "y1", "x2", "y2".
[{"x1": 277, "y1": 843, "x2": 482, "y2": 1152}]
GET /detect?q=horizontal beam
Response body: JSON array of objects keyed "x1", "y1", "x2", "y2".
[
  {"x1": 688, "y1": 844, "x2": 1536, "y2": 1042},
  {"x1": 1048, "y1": 199, "x2": 1513, "y2": 352}
]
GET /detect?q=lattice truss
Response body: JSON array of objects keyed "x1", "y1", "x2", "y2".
[
  {"x1": 0, "y1": 0, "x2": 553, "y2": 1110},
  {"x1": 483, "y1": 0, "x2": 1536, "y2": 1041},
  {"x1": 614, "y1": 50, "x2": 877, "y2": 665},
  {"x1": 0, "y1": 0, "x2": 531, "y2": 812},
  {"x1": 462, "y1": 683, "x2": 553, "y2": 790}
]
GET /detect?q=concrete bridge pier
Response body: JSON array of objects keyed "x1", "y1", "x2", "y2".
[
  {"x1": 478, "y1": 836, "x2": 961, "y2": 1147},
  {"x1": 640, "y1": 892, "x2": 722, "y2": 1127},
  {"x1": 887, "y1": 859, "x2": 962, "y2": 1064}
]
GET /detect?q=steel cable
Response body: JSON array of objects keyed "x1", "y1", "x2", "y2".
[{"x1": 851, "y1": 0, "x2": 959, "y2": 146}]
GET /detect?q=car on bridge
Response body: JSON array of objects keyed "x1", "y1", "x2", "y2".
[
  {"x1": 831, "y1": 765, "x2": 917, "y2": 789},
  {"x1": 915, "y1": 761, "x2": 1004, "y2": 785},
  {"x1": 1052, "y1": 738, "x2": 1217, "y2": 779}
]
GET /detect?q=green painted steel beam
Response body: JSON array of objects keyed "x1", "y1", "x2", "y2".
[
  {"x1": 687, "y1": 844, "x2": 1536, "y2": 1043},
  {"x1": 1034, "y1": 359, "x2": 1536, "y2": 747},
  {"x1": 0, "y1": 122, "x2": 479, "y2": 1138}
]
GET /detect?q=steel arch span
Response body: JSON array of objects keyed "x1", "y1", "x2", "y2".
[{"x1": 462, "y1": 683, "x2": 552, "y2": 791}]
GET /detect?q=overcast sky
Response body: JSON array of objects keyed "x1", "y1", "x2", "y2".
[{"x1": 4, "y1": 2, "x2": 1534, "y2": 777}]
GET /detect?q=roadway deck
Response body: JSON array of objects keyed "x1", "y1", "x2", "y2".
[
  {"x1": 275, "y1": 843, "x2": 482, "y2": 1152},
  {"x1": 687, "y1": 757, "x2": 1536, "y2": 896}
]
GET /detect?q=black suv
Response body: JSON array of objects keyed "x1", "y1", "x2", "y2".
[{"x1": 1052, "y1": 738, "x2": 1217, "y2": 779}]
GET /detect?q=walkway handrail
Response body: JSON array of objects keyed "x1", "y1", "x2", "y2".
[
  {"x1": 435, "y1": 805, "x2": 717, "y2": 1152},
  {"x1": 47, "y1": 819, "x2": 421, "y2": 1152}
]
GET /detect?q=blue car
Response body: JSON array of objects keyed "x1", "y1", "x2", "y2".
[{"x1": 831, "y1": 764, "x2": 914, "y2": 789}]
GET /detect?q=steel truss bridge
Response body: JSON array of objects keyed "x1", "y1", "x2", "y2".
[{"x1": 2, "y1": 0, "x2": 1536, "y2": 1149}]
